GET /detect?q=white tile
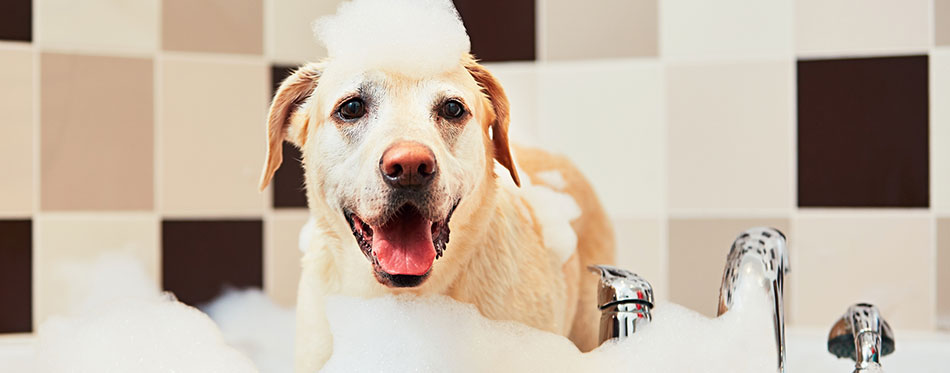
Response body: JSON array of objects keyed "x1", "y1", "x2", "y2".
[
  {"x1": 537, "y1": 60, "x2": 664, "y2": 218},
  {"x1": 266, "y1": 0, "x2": 343, "y2": 63},
  {"x1": 795, "y1": 0, "x2": 929, "y2": 56},
  {"x1": 933, "y1": 50, "x2": 950, "y2": 214},
  {"x1": 666, "y1": 60, "x2": 792, "y2": 211},
  {"x1": 793, "y1": 212, "x2": 935, "y2": 330},
  {"x1": 481, "y1": 62, "x2": 540, "y2": 145},
  {"x1": 613, "y1": 218, "x2": 666, "y2": 301},
  {"x1": 37, "y1": 0, "x2": 158, "y2": 53},
  {"x1": 660, "y1": 0, "x2": 793, "y2": 59},
  {"x1": 540, "y1": 0, "x2": 657, "y2": 60}
]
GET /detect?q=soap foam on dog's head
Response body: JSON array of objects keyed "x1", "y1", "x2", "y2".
[{"x1": 314, "y1": 0, "x2": 470, "y2": 76}]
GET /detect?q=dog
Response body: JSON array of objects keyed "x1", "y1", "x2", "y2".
[{"x1": 258, "y1": 19, "x2": 614, "y2": 373}]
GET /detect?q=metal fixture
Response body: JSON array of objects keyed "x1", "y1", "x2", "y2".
[
  {"x1": 717, "y1": 227, "x2": 789, "y2": 373},
  {"x1": 588, "y1": 265, "x2": 654, "y2": 344},
  {"x1": 828, "y1": 303, "x2": 895, "y2": 373}
]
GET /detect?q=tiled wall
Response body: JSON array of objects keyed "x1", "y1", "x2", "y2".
[{"x1": 0, "y1": 0, "x2": 948, "y2": 336}]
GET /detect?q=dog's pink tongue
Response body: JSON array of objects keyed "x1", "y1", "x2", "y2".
[{"x1": 371, "y1": 207, "x2": 435, "y2": 276}]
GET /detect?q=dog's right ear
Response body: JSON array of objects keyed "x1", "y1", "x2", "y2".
[{"x1": 259, "y1": 62, "x2": 324, "y2": 191}]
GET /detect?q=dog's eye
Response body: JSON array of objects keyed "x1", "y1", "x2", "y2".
[
  {"x1": 440, "y1": 100, "x2": 465, "y2": 119},
  {"x1": 338, "y1": 98, "x2": 365, "y2": 120}
]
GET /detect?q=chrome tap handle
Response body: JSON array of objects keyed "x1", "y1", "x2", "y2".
[
  {"x1": 588, "y1": 265, "x2": 654, "y2": 344},
  {"x1": 717, "y1": 227, "x2": 789, "y2": 373},
  {"x1": 828, "y1": 303, "x2": 895, "y2": 373}
]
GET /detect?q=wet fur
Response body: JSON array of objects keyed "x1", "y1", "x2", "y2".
[{"x1": 260, "y1": 56, "x2": 614, "y2": 372}]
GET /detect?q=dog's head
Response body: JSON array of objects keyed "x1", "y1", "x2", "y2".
[{"x1": 258, "y1": 56, "x2": 519, "y2": 288}]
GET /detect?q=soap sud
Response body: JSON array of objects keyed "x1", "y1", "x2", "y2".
[
  {"x1": 314, "y1": 0, "x2": 470, "y2": 77},
  {"x1": 203, "y1": 289, "x2": 296, "y2": 373},
  {"x1": 323, "y1": 269, "x2": 777, "y2": 373},
  {"x1": 34, "y1": 253, "x2": 256, "y2": 373},
  {"x1": 497, "y1": 161, "x2": 581, "y2": 264}
]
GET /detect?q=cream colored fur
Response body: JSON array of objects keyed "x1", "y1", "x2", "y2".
[{"x1": 259, "y1": 56, "x2": 614, "y2": 372}]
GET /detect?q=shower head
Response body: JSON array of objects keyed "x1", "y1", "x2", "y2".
[{"x1": 827, "y1": 303, "x2": 895, "y2": 372}]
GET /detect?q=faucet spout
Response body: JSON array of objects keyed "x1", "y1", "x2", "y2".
[
  {"x1": 717, "y1": 227, "x2": 789, "y2": 373},
  {"x1": 588, "y1": 265, "x2": 654, "y2": 345},
  {"x1": 828, "y1": 303, "x2": 895, "y2": 373}
]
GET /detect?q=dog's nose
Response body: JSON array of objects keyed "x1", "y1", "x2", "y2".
[{"x1": 379, "y1": 141, "x2": 437, "y2": 188}]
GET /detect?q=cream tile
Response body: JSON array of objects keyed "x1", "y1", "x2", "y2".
[
  {"x1": 40, "y1": 53, "x2": 154, "y2": 211},
  {"x1": 160, "y1": 57, "x2": 268, "y2": 215},
  {"x1": 939, "y1": 0, "x2": 950, "y2": 46},
  {"x1": 265, "y1": 211, "x2": 308, "y2": 306},
  {"x1": 938, "y1": 218, "x2": 950, "y2": 330},
  {"x1": 481, "y1": 62, "x2": 540, "y2": 145},
  {"x1": 666, "y1": 61, "x2": 792, "y2": 211},
  {"x1": 34, "y1": 214, "x2": 160, "y2": 326},
  {"x1": 794, "y1": 212, "x2": 934, "y2": 330},
  {"x1": 614, "y1": 218, "x2": 666, "y2": 301},
  {"x1": 163, "y1": 0, "x2": 263, "y2": 55},
  {"x1": 537, "y1": 60, "x2": 663, "y2": 218},
  {"x1": 933, "y1": 50, "x2": 950, "y2": 214},
  {"x1": 667, "y1": 217, "x2": 790, "y2": 318},
  {"x1": 36, "y1": 0, "x2": 158, "y2": 53},
  {"x1": 267, "y1": 0, "x2": 342, "y2": 63},
  {"x1": 660, "y1": 0, "x2": 792, "y2": 58},
  {"x1": 795, "y1": 0, "x2": 929, "y2": 55},
  {"x1": 0, "y1": 49, "x2": 33, "y2": 215},
  {"x1": 540, "y1": 0, "x2": 657, "y2": 60}
]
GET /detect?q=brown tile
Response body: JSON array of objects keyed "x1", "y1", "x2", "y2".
[
  {"x1": 541, "y1": 0, "x2": 657, "y2": 60},
  {"x1": 939, "y1": 218, "x2": 950, "y2": 329},
  {"x1": 668, "y1": 217, "x2": 790, "y2": 318},
  {"x1": 40, "y1": 53, "x2": 154, "y2": 211},
  {"x1": 940, "y1": 0, "x2": 950, "y2": 46},
  {"x1": 0, "y1": 49, "x2": 33, "y2": 214},
  {"x1": 162, "y1": 0, "x2": 262, "y2": 54},
  {"x1": 798, "y1": 56, "x2": 929, "y2": 207},
  {"x1": 0, "y1": 0, "x2": 31, "y2": 42},
  {"x1": 162, "y1": 220, "x2": 263, "y2": 306},
  {"x1": 453, "y1": 0, "x2": 535, "y2": 61},
  {"x1": 0, "y1": 220, "x2": 32, "y2": 333}
]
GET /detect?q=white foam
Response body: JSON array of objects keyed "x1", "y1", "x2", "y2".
[
  {"x1": 314, "y1": 0, "x2": 470, "y2": 77},
  {"x1": 322, "y1": 267, "x2": 777, "y2": 372},
  {"x1": 203, "y1": 289, "x2": 296, "y2": 373}
]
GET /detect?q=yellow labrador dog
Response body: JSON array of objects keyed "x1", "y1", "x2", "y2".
[{"x1": 260, "y1": 52, "x2": 614, "y2": 373}]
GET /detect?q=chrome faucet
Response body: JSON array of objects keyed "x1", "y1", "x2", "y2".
[
  {"x1": 588, "y1": 265, "x2": 654, "y2": 344},
  {"x1": 717, "y1": 227, "x2": 789, "y2": 373},
  {"x1": 827, "y1": 303, "x2": 895, "y2": 373}
]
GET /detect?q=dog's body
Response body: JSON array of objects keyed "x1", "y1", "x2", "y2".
[{"x1": 258, "y1": 18, "x2": 614, "y2": 369}]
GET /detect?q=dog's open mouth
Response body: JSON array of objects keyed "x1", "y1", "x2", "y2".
[{"x1": 345, "y1": 202, "x2": 456, "y2": 287}]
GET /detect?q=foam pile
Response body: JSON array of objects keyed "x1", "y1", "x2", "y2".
[
  {"x1": 314, "y1": 0, "x2": 470, "y2": 76},
  {"x1": 322, "y1": 265, "x2": 777, "y2": 372}
]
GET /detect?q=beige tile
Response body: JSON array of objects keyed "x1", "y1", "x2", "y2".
[
  {"x1": 481, "y1": 62, "x2": 540, "y2": 145},
  {"x1": 667, "y1": 61, "x2": 792, "y2": 211},
  {"x1": 34, "y1": 214, "x2": 160, "y2": 325},
  {"x1": 267, "y1": 0, "x2": 342, "y2": 63},
  {"x1": 614, "y1": 218, "x2": 666, "y2": 301},
  {"x1": 36, "y1": 0, "x2": 158, "y2": 53},
  {"x1": 40, "y1": 53, "x2": 154, "y2": 211},
  {"x1": 939, "y1": 0, "x2": 950, "y2": 46},
  {"x1": 939, "y1": 218, "x2": 950, "y2": 330},
  {"x1": 796, "y1": 0, "x2": 929, "y2": 55},
  {"x1": 0, "y1": 49, "x2": 33, "y2": 215},
  {"x1": 540, "y1": 0, "x2": 656, "y2": 60},
  {"x1": 668, "y1": 218, "x2": 790, "y2": 318},
  {"x1": 537, "y1": 60, "x2": 663, "y2": 218},
  {"x1": 163, "y1": 0, "x2": 263, "y2": 55},
  {"x1": 160, "y1": 57, "x2": 267, "y2": 215},
  {"x1": 265, "y1": 211, "x2": 308, "y2": 306},
  {"x1": 794, "y1": 212, "x2": 934, "y2": 330},
  {"x1": 661, "y1": 0, "x2": 792, "y2": 58},
  {"x1": 933, "y1": 51, "x2": 950, "y2": 214}
]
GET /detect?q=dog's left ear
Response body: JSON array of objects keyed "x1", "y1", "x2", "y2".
[
  {"x1": 259, "y1": 62, "x2": 324, "y2": 191},
  {"x1": 465, "y1": 60, "x2": 521, "y2": 187}
]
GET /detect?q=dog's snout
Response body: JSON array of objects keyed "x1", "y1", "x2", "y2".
[{"x1": 380, "y1": 141, "x2": 437, "y2": 188}]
